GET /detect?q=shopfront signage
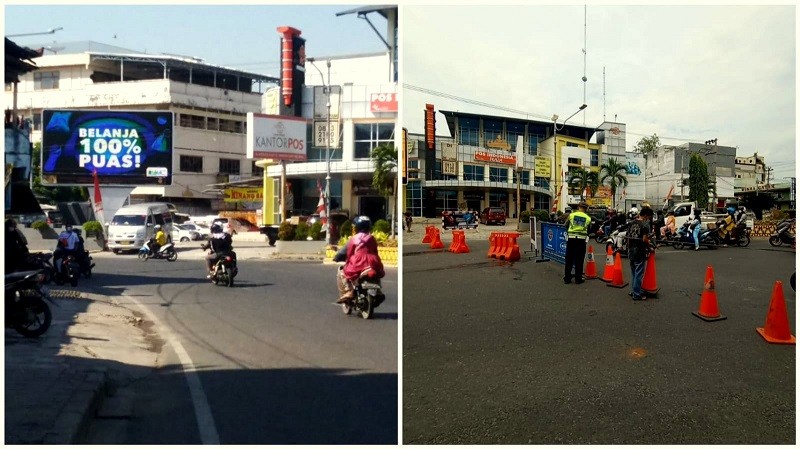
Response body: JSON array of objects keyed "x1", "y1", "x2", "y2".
[
  {"x1": 442, "y1": 160, "x2": 457, "y2": 175},
  {"x1": 486, "y1": 136, "x2": 511, "y2": 151},
  {"x1": 534, "y1": 156, "x2": 551, "y2": 178},
  {"x1": 313, "y1": 120, "x2": 341, "y2": 148},
  {"x1": 224, "y1": 187, "x2": 263, "y2": 203},
  {"x1": 370, "y1": 93, "x2": 398, "y2": 112},
  {"x1": 474, "y1": 151, "x2": 516, "y2": 165},
  {"x1": 246, "y1": 113, "x2": 308, "y2": 161}
]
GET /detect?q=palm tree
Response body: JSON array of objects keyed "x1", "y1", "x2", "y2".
[
  {"x1": 567, "y1": 168, "x2": 599, "y2": 202},
  {"x1": 370, "y1": 143, "x2": 398, "y2": 238},
  {"x1": 599, "y1": 157, "x2": 629, "y2": 210}
]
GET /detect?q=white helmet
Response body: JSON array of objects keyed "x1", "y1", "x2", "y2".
[
  {"x1": 630, "y1": 207, "x2": 638, "y2": 215},
  {"x1": 154, "y1": 224, "x2": 162, "y2": 231}
]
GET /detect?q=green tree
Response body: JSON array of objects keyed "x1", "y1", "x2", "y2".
[
  {"x1": 567, "y1": 168, "x2": 600, "y2": 201},
  {"x1": 32, "y1": 142, "x2": 89, "y2": 203},
  {"x1": 599, "y1": 157, "x2": 628, "y2": 210},
  {"x1": 370, "y1": 143, "x2": 398, "y2": 237},
  {"x1": 633, "y1": 133, "x2": 661, "y2": 156},
  {"x1": 688, "y1": 153, "x2": 709, "y2": 209}
]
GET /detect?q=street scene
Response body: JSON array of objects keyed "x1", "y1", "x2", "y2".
[
  {"x1": 403, "y1": 221, "x2": 795, "y2": 444},
  {"x1": 6, "y1": 229, "x2": 398, "y2": 444},
  {"x1": 5, "y1": 4, "x2": 399, "y2": 445}
]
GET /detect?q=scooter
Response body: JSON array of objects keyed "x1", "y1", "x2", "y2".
[
  {"x1": 5, "y1": 269, "x2": 56, "y2": 338},
  {"x1": 138, "y1": 240, "x2": 178, "y2": 261},
  {"x1": 24, "y1": 251, "x2": 56, "y2": 284},
  {"x1": 605, "y1": 222, "x2": 631, "y2": 255},
  {"x1": 54, "y1": 254, "x2": 80, "y2": 287},
  {"x1": 670, "y1": 221, "x2": 720, "y2": 250},
  {"x1": 341, "y1": 268, "x2": 385, "y2": 320},
  {"x1": 769, "y1": 218, "x2": 795, "y2": 247}
]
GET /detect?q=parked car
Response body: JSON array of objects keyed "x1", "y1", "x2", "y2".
[
  {"x1": 11, "y1": 212, "x2": 47, "y2": 228},
  {"x1": 179, "y1": 222, "x2": 210, "y2": 239},
  {"x1": 480, "y1": 207, "x2": 506, "y2": 226},
  {"x1": 45, "y1": 210, "x2": 64, "y2": 228},
  {"x1": 172, "y1": 224, "x2": 201, "y2": 242}
]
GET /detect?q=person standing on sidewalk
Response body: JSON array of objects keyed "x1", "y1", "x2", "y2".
[
  {"x1": 564, "y1": 202, "x2": 591, "y2": 284},
  {"x1": 626, "y1": 206, "x2": 654, "y2": 300}
]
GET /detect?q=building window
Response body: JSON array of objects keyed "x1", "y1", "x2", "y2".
[
  {"x1": 463, "y1": 164, "x2": 484, "y2": 181},
  {"x1": 528, "y1": 133, "x2": 544, "y2": 155},
  {"x1": 219, "y1": 158, "x2": 240, "y2": 175},
  {"x1": 489, "y1": 166, "x2": 508, "y2": 183},
  {"x1": 434, "y1": 160, "x2": 456, "y2": 180},
  {"x1": 32, "y1": 114, "x2": 42, "y2": 131},
  {"x1": 436, "y1": 190, "x2": 458, "y2": 215},
  {"x1": 252, "y1": 161, "x2": 264, "y2": 178},
  {"x1": 567, "y1": 157, "x2": 581, "y2": 166},
  {"x1": 405, "y1": 182, "x2": 423, "y2": 217},
  {"x1": 457, "y1": 117, "x2": 479, "y2": 146},
  {"x1": 513, "y1": 170, "x2": 530, "y2": 185},
  {"x1": 506, "y1": 121, "x2": 525, "y2": 151},
  {"x1": 534, "y1": 177, "x2": 550, "y2": 190},
  {"x1": 180, "y1": 114, "x2": 205, "y2": 129},
  {"x1": 408, "y1": 159, "x2": 420, "y2": 170},
  {"x1": 207, "y1": 117, "x2": 219, "y2": 131},
  {"x1": 489, "y1": 191, "x2": 506, "y2": 208},
  {"x1": 354, "y1": 122, "x2": 395, "y2": 159},
  {"x1": 566, "y1": 142, "x2": 581, "y2": 147},
  {"x1": 180, "y1": 155, "x2": 203, "y2": 173},
  {"x1": 34, "y1": 71, "x2": 59, "y2": 90},
  {"x1": 483, "y1": 119, "x2": 503, "y2": 149},
  {"x1": 590, "y1": 149, "x2": 599, "y2": 167}
]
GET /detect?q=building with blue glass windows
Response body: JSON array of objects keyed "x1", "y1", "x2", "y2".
[{"x1": 405, "y1": 108, "x2": 627, "y2": 218}]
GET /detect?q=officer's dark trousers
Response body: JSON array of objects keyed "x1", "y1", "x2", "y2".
[{"x1": 564, "y1": 237, "x2": 587, "y2": 282}]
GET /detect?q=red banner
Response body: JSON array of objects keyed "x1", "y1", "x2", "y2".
[
  {"x1": 474, "y1": 151, "x2": 516, "y2": 165},
  {"x1": 370, "y1": 93, "x2": 398, "y2": 112}
]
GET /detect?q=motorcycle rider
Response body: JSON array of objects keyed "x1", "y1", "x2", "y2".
[
  {"x1": 688, "y1": 208, "x2": 702, "y2": 251},
  {"x1": 731, "y1": 206, "x2": 748, "y2": 241},
  {"x1": 5, "y1": 218, "x2": 30, "y2": 274},
  {"x1": 660, "y1": 210, "x2": 676, "y2": 241},
  {"x1": 203, "y1": 223, "x2": 233, "y2": 278},
  {"x1": 53, "y1": 224, "x2": 80, "y2": 274},
  {"x1": 558, "y1": 207, "x2": 572, "y2": 225},
  {"x1": 336, "y1": 216, "x2": 385, "y2": 303},
  {"x1": 148, "y1": 224, "x2": 168, "y2": 256}
]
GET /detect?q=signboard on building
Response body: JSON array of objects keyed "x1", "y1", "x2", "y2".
[
  {"x1": 442, "y1": 160, "x2": 457, "y2": 176},
  {"x1": 313, "y1": 85, "x2": 341, "y2": 120},
  {"x1": 534, "y1": 156, "x2": 551, "y2": 178},
  {"x1": 224, "y1": 187, "x2": 263, "y2": 203},
  {"x1": 41, "y1": 109, "x2": 173, "y2": 186},
  {"x1": 442, "y1": 142, "x2": 457, "y2": 160},
  {"x1": 474, "y1": 151, "x2": 515, "y2": 165},
  {"x1": 246, "y1": 113, "x2": 308, "y2": 161},
  {"x1": 313, "y1": 120, "x2": 341, "y2": 148},
  {"x1": 370, "y1": 93, "x2": 397, "y2": 112}
]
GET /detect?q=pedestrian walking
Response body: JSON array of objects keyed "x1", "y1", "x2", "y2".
[
  {"x1": 626, "y1": 206, "x2": 654, "y2": 300},
  {"x1": 564, "y1": 202, "x2": 592, "y2": 284}
]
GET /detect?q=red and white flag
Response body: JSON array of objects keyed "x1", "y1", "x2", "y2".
[
  {"x1": 92, "y1": 169, "x2": 106, "y2": 226},
  {"x1": 315, "y1": 180, "x2": 328, "y2": 231}
]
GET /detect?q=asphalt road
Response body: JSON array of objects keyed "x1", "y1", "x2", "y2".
[
  {"x1": 83, "y1": 253, "x2": 398, "y2": 444},
  {"x1": 403, "y1": 234, "x2": 796, "y2": 444}
]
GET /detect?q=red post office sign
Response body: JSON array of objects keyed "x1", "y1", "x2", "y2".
[{"x1": 370, "y1": 93, "x2": 398, "y2": 112}]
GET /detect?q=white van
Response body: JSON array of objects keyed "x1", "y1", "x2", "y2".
[{"x1": 107, "y1": 203, "x2": 174, "y2": 253}]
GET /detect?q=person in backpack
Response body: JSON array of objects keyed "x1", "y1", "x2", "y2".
[
  {"x1": 336, "y1": 216, "x2": 385, "y2": 302},
  {"x1": 202, "y1": 223, "x2": 233, "y2": 278},
  {"x1": 53, "y1": 224, "x2": 80, "y2": 274},
  {"x1": 626, "y1": 206, "x2": 654, "y2": 301}
]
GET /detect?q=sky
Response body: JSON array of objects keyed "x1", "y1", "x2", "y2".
[
  {"x1": 402, "y1": 4, "x2": 797, "y2": 181},
  {"x1": 3, "y1": 3, "x2": 388, "y2": 79}
]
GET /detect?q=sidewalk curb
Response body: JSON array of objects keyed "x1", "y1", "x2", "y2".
[{"x1": 43, "y1": 370, "x2": 110, "y2": 444}]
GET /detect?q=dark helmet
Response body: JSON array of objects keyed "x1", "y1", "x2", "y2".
[
  {"x1": 6, "y1": 218, "x2": 17, "y2": 230},
  {"x1": 353, "y1": 215, "x2": 372, "y2": 233},
  {"x1": 65, "y1": 224, "x2": 73, "y2": 232},
  {"x1": 210, "y1": 224, "x2": 223, "y2": 234}
]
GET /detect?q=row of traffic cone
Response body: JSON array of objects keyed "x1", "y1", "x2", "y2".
[{"x1": 586, "y1": 245, "x2": 658, "y2": 293}]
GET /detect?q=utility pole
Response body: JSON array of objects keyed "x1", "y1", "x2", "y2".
[{"x1": 766, "y1": 166, "x2": 774, "y2": 189}]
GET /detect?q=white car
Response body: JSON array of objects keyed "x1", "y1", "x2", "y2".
[
  {"x1": 179, "y1": 222, "x2": 210, "y2": 239},
  {"x1": 172, "y1": 224, "x2": 201, "y2": 242}
]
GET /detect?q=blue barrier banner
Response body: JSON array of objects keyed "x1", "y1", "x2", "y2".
[{"x1": 541, "y1": 222, "x2": 567, "y2": 264}]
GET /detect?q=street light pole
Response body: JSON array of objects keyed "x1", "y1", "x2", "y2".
[
  {"x1": 552, "y1": 104, "x2": 587, "y2": 210},
  {"x1": 308, "y1": 57, "x2": 334, "y2": 245},
  {"x1": 6, "y1": 26, "x2": 63, "y2": 38}
]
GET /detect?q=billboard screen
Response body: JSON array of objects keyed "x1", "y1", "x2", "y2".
[
  {"x1": 246, "y1": 113, "x2": 307, "y2": 161},
  {"x1": 41, "y1": 110, "x2": 173, "y2": 186}
]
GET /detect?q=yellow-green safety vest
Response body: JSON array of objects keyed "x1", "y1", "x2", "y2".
[{"x1": 567, "y1": 211, "x2": 591, "y2": 238}]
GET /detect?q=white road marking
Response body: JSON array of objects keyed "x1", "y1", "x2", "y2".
[{"x1": 122, "y1": 294, "x2": 220, "y2": 445}]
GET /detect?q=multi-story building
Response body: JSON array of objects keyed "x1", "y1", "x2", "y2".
[
  {"x1": 4, "y1": 40, "x2": 277, "y2": 215},
  {"x1": 405, "y1": 108, "x2": 610, "y2": 217},
  {"x1": 734, "y1": 152, "x2": 767, "y2": 192},
  {"x1": 643, "y1": 142, "x2": 736, "y2": 211}
]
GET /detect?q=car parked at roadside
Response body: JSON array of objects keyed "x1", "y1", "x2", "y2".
[
  {"x1": 480, "y1": 207, "x2": 506, "y2": 226},
  {"x1": 172, "y1": 224, "x2": 201, "y2": 242}
]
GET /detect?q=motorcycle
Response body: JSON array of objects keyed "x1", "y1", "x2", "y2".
[
  {"x1": 729, "y1": 225, "x2": 752, "y2": 247},
  {"x1": 5, "y1": 269, "x2": 56, "y2": 338},
  {"x1": 341, "y1": 268, "x2": 385, "y2": 320},
  {"x1": 605, "y1": 222, "x2": 630, "y2": 255},
  {"x1": 205, "y1": 247, "x2": 238, "y2": 287},
  {"x1": 54, "y1": 254, "x2": 80, "y2": 286},
  {"x1": 769, "y1": 218, "x2": 795, "y2": 247},
  {"x1": 75, "y1": 250, "x2": 95, "y2": 278},
  {"x1": 670, "y1": 221, "x2": 720, "y2": 250},
  {"x1": 24, "y1": 251, "x2": 56, "y2": 284},
  {"x1": 138, "y1": 240, "x2": 178, "y2": 261}
]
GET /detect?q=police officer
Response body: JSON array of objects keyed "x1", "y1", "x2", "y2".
[{"x1": 564, "y1": 202, "x2": 592, "y2": 284}]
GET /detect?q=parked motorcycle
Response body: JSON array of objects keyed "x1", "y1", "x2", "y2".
[
  {"x1": 605, "y1": 223, "x2": 630, "y2": 255},
  {"x1": 206, "y1": 248, "x2": 238, "y2": 287},
  {"x1": 769, "y1": 218, "x2": 795, "y2": 247},
  {"x1": 594, "y1": 226, "x2": 608, "y2": 244},
  {"x1": 341, "y1": 268, "x2": 385, "y2": 320},
  {"x1": 53, "y1": 254, "x2": 80, "y2": 286},
  {"x1": 5, "y1": 269, "x2": 56, "y2": 338},
  {"x1": 24, "y1": 251, "x2": 56, "y2": 284},
  {"x1": 75, "y1": 250, "x2": 95, "y2": 278},
  {"x1": 138, "y1": 240, "x2": 178, "y2": 261}
]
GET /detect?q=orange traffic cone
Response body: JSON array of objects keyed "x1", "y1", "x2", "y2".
[
  {"x1": 600, "y1": 245, "x2": 614, "y2": 283},
  {"x1": 756, "y1": 281, "x2": 796, "y2": 344},
  {"x1": 606, "y1": 252, "x2": 628, "y2": 288},
  {"x1": 692, "y1": 266, "x2": 727, "y2": 321},
  {"x1": 430, "y1": 228, "x2": 445, "y2": 249},
  {"x1": 584, "y1": 245, "x2": 598, "y2": 279},
  {"x1": 641, "y1": 251, "x2": 660, "y2": 295}
]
